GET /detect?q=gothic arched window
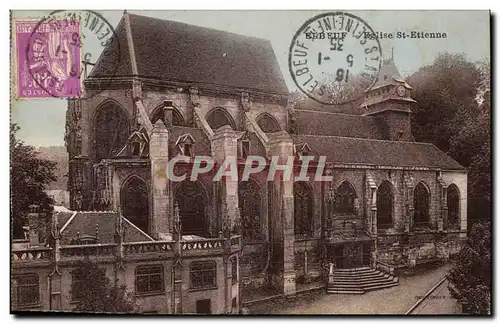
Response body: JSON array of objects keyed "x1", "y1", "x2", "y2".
[
  {"x1": 238, "y1": 179, "x2": 262, "y2": 242},
  {"x1": 121, "y1": 176, "x2": 149, "y2": 234},
  {"x1": 335, "y1": 181, "x2": 357, "y2": 214},
  {"x1": 294, "y1": 182, "x2": 313, "y2": 237},
  {"x1": 94, "y1": 101, "x2": 129, "y2": 162},
  {"x1": 377, "y1": 181, "x2": 393, "y2": 229},
  {"x1": 206, "y1": 107, "x2": 236, "y2": 130},
  {"x1": 256, "y1": 113, "x2": 281, "y2": 133},
  {"x1": 150, "y1": 105, "x2": 184, "y2": 126},
  {"x1": 414, "y1": 182, "x2": 430, "y2": 228},
  {"x1": 447, "y1": 184, "x2": 460, "y2": 230},
  {"x1": 175, "y1": 181, "x2": 207, "y2": 236}
]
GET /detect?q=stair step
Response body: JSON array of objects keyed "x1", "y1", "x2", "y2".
[
  {"x1": 327, "y1": 289, "x2": 365, "y2": 295},
  {"x1": 359, "y1": 279, "x2": 397, "y2": 288},
  {"x1": 334, "y1": 268, "x2": 381, "y2": 273},
  {"x1": 332, "y1": 278, "x2": 395, "y2": 287},
  {"x1": 334, "y1": 267, "x2": 371, "y2": 272},
  {"x1": 363, "y1": 282, "x2": 399, "y2": 291},
  {"x1": 333, "y1": 273, "x2": 388, "y2": 280},
  {"x1": 332, "y1": 274, "x2": 392, "y2": 282}
]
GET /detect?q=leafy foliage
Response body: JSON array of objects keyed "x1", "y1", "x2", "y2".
[
  {"x1": 71, "y1": 260, "x2": 136, "y2": 313},
  {"x1": 448, "y1": 222, "x2": 491, "y2": 314},
  {"x1": 10, "y1": 123, "x2": 57, "y2": 238},
  {"x1": 408, "y1": 53, "x2": 491, "y2": 221}
]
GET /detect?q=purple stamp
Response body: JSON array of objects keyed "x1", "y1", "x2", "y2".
[{"x1": 15, "y1": 19, "x2": 82, "y2": 98}]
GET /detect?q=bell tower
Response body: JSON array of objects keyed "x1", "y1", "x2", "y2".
[{"x1": 361, "y1": 56, "x2": 417, "y2": 141}]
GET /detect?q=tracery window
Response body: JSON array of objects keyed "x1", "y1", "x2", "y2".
[
  {"x1": 94, "y1": 101, "x2": 129, "y2": 161},
  {"x1": 447, "y1": 184, "x2": 460, "y2": 230},
  {"x1": 256, "y1": 113, "x2": 281, "y2": 133},
  {"x1": 377, "y1": 181, "x2": 393, "y2": 229},
  {"x1": 414, "y1": 182, "x2": 430, "y2": 228},
  {"x1": 334, "y1": 181, "x2": 357, "y2": 214},
  {"x1": 121, "y1": 176, "x2": 149, "y2": 234},
  {"x1": 238, "y1": 179, "x2": 262, "y2": 242},
  {"x1": 175, "y1": 181, "x2": 207, "y2": 236},
  {"x1": 206, "y1": 107, "x2": 236, "y2": 130},
  {"x1": 150, "y1": 105, "x2": 184, "y2": 126},
  {"x1": 294, "y1": 182, "x2": 313, "y2": 237}
]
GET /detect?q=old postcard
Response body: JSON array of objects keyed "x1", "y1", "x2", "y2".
[{"x1": 10, "y1": 10, "x2": 491, "y2": 315}]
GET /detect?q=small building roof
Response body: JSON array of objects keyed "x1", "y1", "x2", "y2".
[
  {"x1": 59, "y1": 211, "x2": 154, "y2": 245},
  {"x1": 293, "y1": 109, "x2": 384, "y2": 139},
  {"x1": 367, "y1": 59, "x2": 413, "y2": 92},
  {"x1": 292, "y1": 134, "x2": 466, "y2": 171}
]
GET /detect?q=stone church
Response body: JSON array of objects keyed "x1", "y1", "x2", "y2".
[{"x1": 12, "y1": 12, "x2": 467, "y2": 313}]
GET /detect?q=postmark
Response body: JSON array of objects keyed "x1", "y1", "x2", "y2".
[
  {"x1": 289, "y1": 12, "x2": 383, "y2": 105},
  {"x1": 15, "y1": 10, "x2": 121, "y2": 99}
]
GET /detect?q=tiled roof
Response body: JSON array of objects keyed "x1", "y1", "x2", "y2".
[
  {"x1": 90, "y1": 13, "x2": 288, "y2": 95},
  {"x1": 122, "y1": 218, "x2": 154, "y2": 242},
  {"x1": 292, "y1": 134, "x2": 466, "y2": 170},
  {"x1": 293, "y1": 109, "x2": 383, "y2": 139},
  {"x1": 56, "y1": 211, "x2": 74, "y2": 230},
  {"x1": 294, "y1": 97, "x2": 366, "y2": 115},
  {"x1": 88, "y1": 16, "x2": 132, "y2": 78},
  {"x1": 60, "y1": 211, "x2": 152, "y2": 245},
  {"x1": 368, "y1": 59, "x2": 413, "y2": 92}
]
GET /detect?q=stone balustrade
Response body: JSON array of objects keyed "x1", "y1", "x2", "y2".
[
  {"x1": 12, "y1": 247, "x2": 52, "y2": 261},
  {"x1": 123, "y1": 241, "x2": 173, "y2": 254},
  {"x1": 12, "y1": 235, "x2": 242, "y2": 263},
  {"x1": 60, "y1": 243, "x2": 116, "y2": 257}
]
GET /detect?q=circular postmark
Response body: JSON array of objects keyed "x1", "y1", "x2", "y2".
[
  {"x1": 289, "y1": 12, "x2": 383, "y2": 105},
  {"x1": 24, "y1": 10, "x2": 121, "y2": 99}
]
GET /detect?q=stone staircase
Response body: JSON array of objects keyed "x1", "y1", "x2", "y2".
[{"x1": 327, "y1": 266, "x2": 399, "y2": 294}]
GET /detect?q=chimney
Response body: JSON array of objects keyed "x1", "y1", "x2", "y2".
[
  {"x1": 163, "y1": 100, "x2": 174, "y2": 127},
  {"x1": 28, "y1": 204, "x2": 40, "y2": 247}
]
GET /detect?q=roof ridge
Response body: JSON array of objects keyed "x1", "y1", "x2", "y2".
[
  {"x1": 293, "y1": 134, "x2": 435, "y2": 146},
  {"x1": 124, "y1": 12, "x2": 139, "y2": 75},
  {"x1": 127, "y1": 12, "x2": 270, "y2": 44}
]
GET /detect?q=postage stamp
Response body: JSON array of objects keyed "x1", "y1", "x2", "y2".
[
  {"x1": 14, "y1": 10, "x2": 120, "y2": 99},
  {"x1": 289, "y1": 12, "x2": 383, "y2": 105},
  {"x1": 15, "y1": 19, "x2": 82, "y2": 98}
]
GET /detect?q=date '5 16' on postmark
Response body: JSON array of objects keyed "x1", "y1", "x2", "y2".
[{"x1": 289, "y1": 12, "x2": 383, "y2": 105}]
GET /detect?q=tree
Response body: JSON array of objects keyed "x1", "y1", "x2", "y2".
[
  {"x1": 71, "y1": 260, "x2": 136, "y2": 313},
  {"x1": 408, "y1": 53, "x2": 491, "y2": 221},
  {"x1": 10, "y1": 123, "x2": 57, "y2": 238},
  {"x1": 448, "y1": 221, "x2": 491, "y2": 314},
  {"x1": 408, "y1": 52, "x2": 481, "y2": 154}
]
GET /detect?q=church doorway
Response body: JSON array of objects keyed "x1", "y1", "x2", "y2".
[
  {"x1": 175, "y1": 181, "x2": 208, "y2": 236},
  {"x1": 331, "y1": 243, "x2": 367, "y2": 269}
]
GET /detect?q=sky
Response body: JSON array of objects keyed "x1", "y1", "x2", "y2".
[{"x1": 10, "y1": 10, "x2": 490, "y2": 147}]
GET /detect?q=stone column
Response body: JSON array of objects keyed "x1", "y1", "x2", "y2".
[
  {"x1": 149, "y1": 119, "x2": 170, "y2": 238},
  {"x1": 211, "y1": 125, "x2": 241, "y2": 233},
  {"x1": 267, "y1": 132, "x2": 295, "y2": 296}
]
